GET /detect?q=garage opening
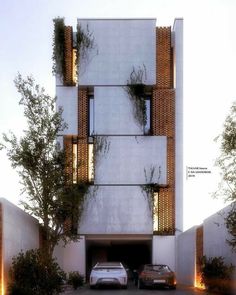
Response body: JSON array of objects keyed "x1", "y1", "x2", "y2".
[{"x1": 86, "y1": 236, "x2": 152, "y2": 279}]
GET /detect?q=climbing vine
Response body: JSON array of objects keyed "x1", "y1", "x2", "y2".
[{"x1": 125, "y1": 65, "x2": 148, "y2": 129}]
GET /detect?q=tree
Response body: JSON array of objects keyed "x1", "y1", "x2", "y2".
[
  {"x1": 1, "y1": 74, "x2": 88, "y2": 259},
  {"x1": 215, "y1": 101, "x2": 236, "y2": 251}
]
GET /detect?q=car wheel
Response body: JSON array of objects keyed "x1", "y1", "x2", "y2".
[
  {"x1": 90, "y1": 285, "x2": 95, "y2": 289},
  {"x1": 138, "y1": 279, "x2": 144, "y2": 289},
  {"x1": 169, "y1": 285, "x2": 176, "y2": 290},
  {"x1": 122, "y1": 285, "x2": 128, "y2": 289}
]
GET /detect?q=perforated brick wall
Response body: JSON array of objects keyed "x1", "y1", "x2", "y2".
[
  {"x1": 78, "y1": 88, "x2": 88, "y2": 138},
  {"x1": 64, "y1": 26, "x2": 75, "y2": 86},
  {"x1": 153, "y1": 27, "x2": 175, "y2": 234},
  {"x1": 63, "y1": 135, "x2": 88, "y2": 183}
]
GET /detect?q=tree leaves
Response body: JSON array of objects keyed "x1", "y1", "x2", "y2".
[
  {"x1": 1, "y1": 74, "x2": 86, "y2": 258},
  {"x1": 215, "y1": 101, "x2": 236, "y2": 250}
]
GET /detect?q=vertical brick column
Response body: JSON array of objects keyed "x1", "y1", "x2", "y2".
[
  {"x1": 0, "y1": 203, "x2": 3, "y2": 293},
  {"x1": 64, "y1": 26, "x2": 74, "y2": 86},
  {"x1": 153, "y1": 27, "x2": 175, "y2": 234},
  {"x1": 196, "y1": 225, "x2": 204, "y2": 286}
]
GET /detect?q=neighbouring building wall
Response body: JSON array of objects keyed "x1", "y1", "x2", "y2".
[
  {"x1": 176, "y1": 226, "x2": 197, "y2": 286},
  {"x1": 176, "y1": 204, "x2": 236, "y2": 287},
  {"x1": 0, "y1": 198, "x2": 39, "y2": 292},
  {"x1": 203, "y1": 204, "x2": 236, "y2": 265}
]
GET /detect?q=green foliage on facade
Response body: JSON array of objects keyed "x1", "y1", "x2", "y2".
[
  {"x1": 52, "y1": 17, "x2": 65, "y2": 79},
  {"x1": 125, "y1": 65, "x2": 148, "y2": 129},
  {"x1": 76, "y1": 23, "x2": 95, "y2": 67}
]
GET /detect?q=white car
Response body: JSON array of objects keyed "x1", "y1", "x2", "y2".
[{"x1": 89, "y1": 262, "x2": 128, "y2": 289}]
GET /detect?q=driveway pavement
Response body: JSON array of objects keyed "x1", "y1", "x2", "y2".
[{"x1": 61, "y1": 283, "x2": 207, "y2": 295}]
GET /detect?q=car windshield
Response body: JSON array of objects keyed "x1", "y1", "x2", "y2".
[
  {"x1": 145, "y1": 265, "x2": 170, "y2": 272},
  {"x1": 94, "y1": 267, "x2": 122, "y2": 270}
]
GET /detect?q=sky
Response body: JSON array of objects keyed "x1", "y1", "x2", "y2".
[{"x1": 0, "y1": 0, "x2": 236, "y2": 230}]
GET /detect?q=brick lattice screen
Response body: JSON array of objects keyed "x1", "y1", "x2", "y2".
[
  {"x1": 63, "y1": 87, "x2": 89, "y2": 183},
  {"x1": 78, "y1": 88, "x2": 88, "y2": 138},
  {"x1": 153, "y1": 27, "x2": 175, "y2": 234},
  {"x1": 64, "y1": 26, "x2": 75, "y2": 86}
]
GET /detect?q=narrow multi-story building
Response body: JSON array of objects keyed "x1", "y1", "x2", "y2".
[{"x1": 55, "y1": 18, "x2": 183, "y2": 277}]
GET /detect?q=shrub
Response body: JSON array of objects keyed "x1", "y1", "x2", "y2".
[
  {"x1": 68, "y1": 271, "x2": 84, "y2": 289},
  {"x1": 200, "y1": 256, "x2": 234, "y2": 294},
  {"x1": 8, "y1": 249, "x2": 66, "y2": 295}
]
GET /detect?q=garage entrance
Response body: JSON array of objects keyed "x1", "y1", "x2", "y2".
[{"x1": 86, "y1": 235, "x2": 152, "y2": 279}]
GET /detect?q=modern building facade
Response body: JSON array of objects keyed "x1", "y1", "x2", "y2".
[{"x1": 56, "y1": 18, "x2": 183, "y2": 277}]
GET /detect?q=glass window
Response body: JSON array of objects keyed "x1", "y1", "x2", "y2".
[
  {"x1": 89, "y1": 95, "x2": 94, "y2": 136},
  {"x1": 144, "y1": 96, "x2": 151, "y2": 134},
  {"x1": 72, "y1": 143, "x2": 78, "y2": 184},
  {"x1": 153, "y1": 191, "x2": 159, "y2": 231},
  {"x1": 88, "y1": 143, "x2": 94, "y2": 182}
]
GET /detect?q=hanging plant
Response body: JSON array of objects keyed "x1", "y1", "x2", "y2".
[
  {"x1": 125, "y1": 65, "x2": 148, "y2": 129},
  {"x1": 76, "y1": 23, "x2": 96, "y2": 73},
  {"x1": 90, "y1": 135, "x2": 110, "y2": 181},
  {"x1": 52, "y1": 17, "x2": 66, "y2": 79},
  {"x1": 141, "y1": 166, "x2": 161, "y2": 217}
]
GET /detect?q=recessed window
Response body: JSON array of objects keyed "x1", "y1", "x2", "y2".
[
  {"x1": 72, "y1": 142, "x2": 78, "y2": 184},
  {"x1": 88, "y1": 143, "x2": 94, "y2": 183},
  {"x1": 153, "y1": 191, "x2": 159, "y2": 232},
  {"x1": 144, "y1": 96, "x2": 151, "y2": 135},
  {"x1": 89, "y1": 95, "x2": 94, "y2": 136}
]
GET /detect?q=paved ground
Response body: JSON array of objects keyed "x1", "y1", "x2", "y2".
[{"x1": 61, "y1": 283, "x2": 207, "y2": 295}]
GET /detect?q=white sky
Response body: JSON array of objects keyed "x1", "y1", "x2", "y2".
[{"x1": 0, "y1": 0, "x2": 236, "y2": 230}]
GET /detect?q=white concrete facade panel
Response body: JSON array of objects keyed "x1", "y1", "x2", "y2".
[
  {"x1": 56, "y1": 87, "x2": 78, "y2": 135},
  {"x1": 95, "y1": 136, "x2": 167, "y2": 185},
  {"x1": 94, "y1": 87, "x2": 142, "y2": 135},
  {"x1": 78, "y1": 19, "x2": 156, "y2": 85},
  {"x1": 79, "y1": 186, "x2": 152, "y2": 234},
  {"x1": 54, "y1": 237, "x2": 86, "y2": 276},
  {"x1": 152, "y1": 236, "x2": 176, "y2": 271}
]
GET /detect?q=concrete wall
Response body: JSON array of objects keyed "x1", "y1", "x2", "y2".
[
  {"x1": 176, "y1": 226, "x2": 197, "y2": 286},
  {"x1": 79, "y1": 186, "x2": 152, "y2": 234},
  {"x1": 152, "y1": 236, "x2": 176, "y2": 271},
  {"x1": 0, "y1": 198, "x2": 39, "y2": 289},
  {"x1": 54, "y1": 237, "x2": 86, "y2": 276},
  {"x1": 94, "y1": 87, "x2": 142, "y2": 135},
  {"x1": 95, "y1": 136, "x2": 167, "y2": 185},
  {"x1": 78, "y1": 19, "x2": 156, "y2": 86}
]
